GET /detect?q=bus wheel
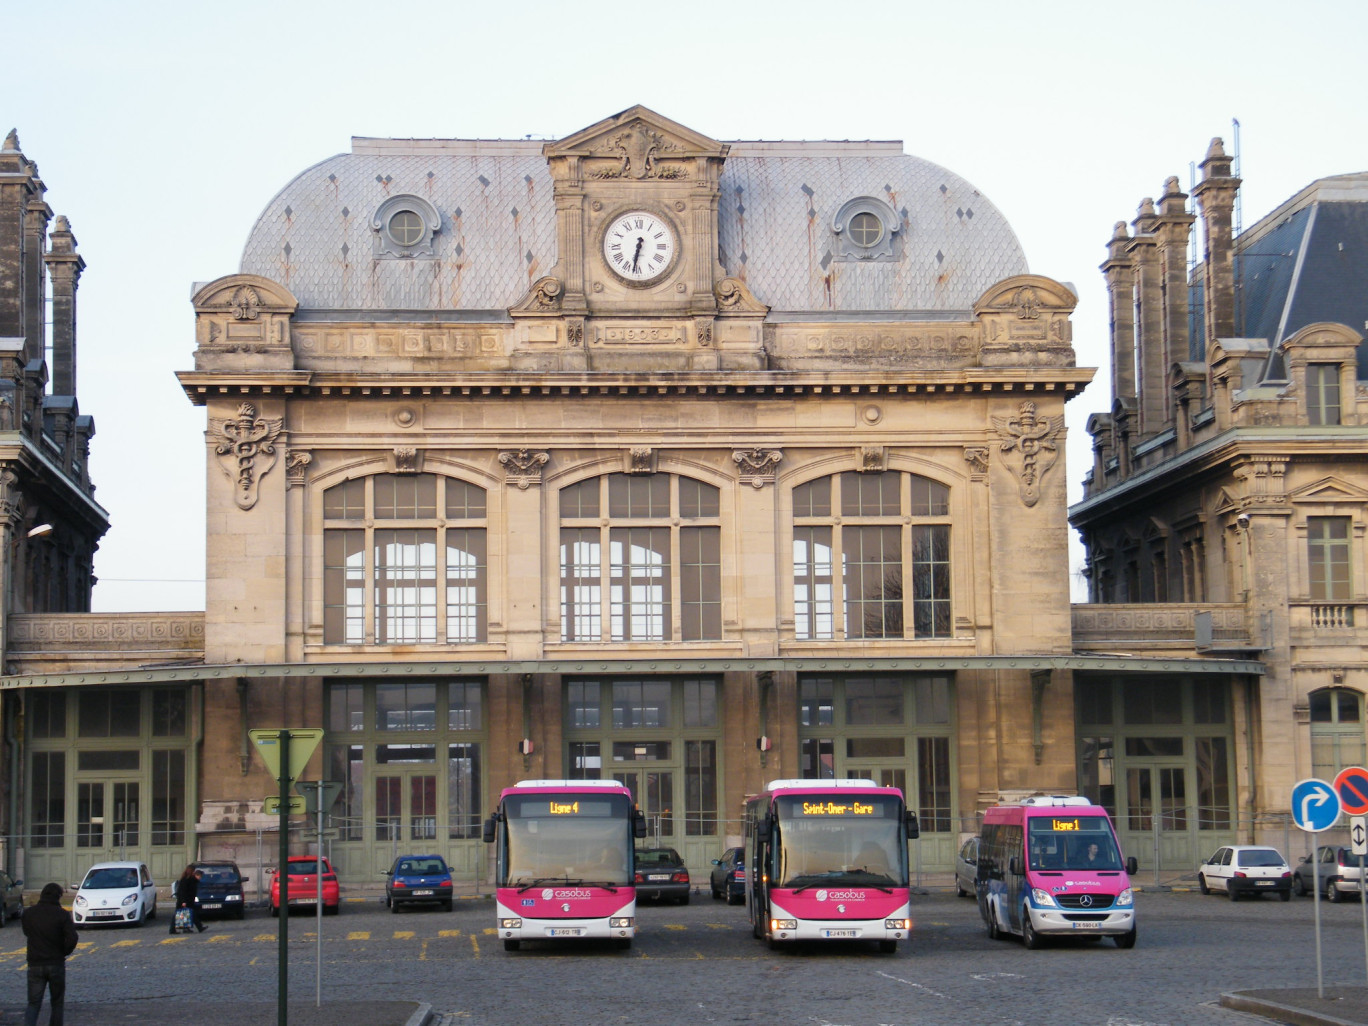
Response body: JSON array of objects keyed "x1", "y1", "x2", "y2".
[
  {"x1": 1022, "y1": 909, "x2": 1043, "y2": 950},
  {"x1": 503, "y1": 938, "x2": 521, "y2": 952},
  {"x1": 752, "y1": 912, "x2": 764, "y2": 939},
  {"x1": 985, "y1": 902, "x2": 1001, "y2": 941},
  {"x1": 1114, "y1": 926, "x2": 1137, "y2": 949},
  {"x1": 615, "y1": 937, "x2": 632, "y2": 950},
  {"x1": 878, "y1": 939, "x2": 897, "y2": 954}
]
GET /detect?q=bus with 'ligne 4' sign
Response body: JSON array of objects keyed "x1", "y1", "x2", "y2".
[
  {"x1": 744, "y1": 779, "x2": 919, "y2": 953},
  {"x1": 483, "y1": 779, "x2": 645, "y2": 951},
  {"x1": 977, "y1": 795, "x2": 1138, "y2": 949}
]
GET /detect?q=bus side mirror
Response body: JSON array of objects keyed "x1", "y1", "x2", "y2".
[
  {"x1": 1126, "y1": 856, "x2": 1138, "y2": 875},
  {"x1": 756, "y1": 818, "x2": 772, "y2": 843},
  {"x1": 905, "y1": 812, "x2": 920, "y2": 840},
  {"x1": 1008, "y1": 856, "x2": 1024, "y2": 876},
  {"x1": 633, "y1": 809, "x2": 647, "y2": 839},
  {"x1": 482, "y1": 815, "x2": 497, "y2": 844}
]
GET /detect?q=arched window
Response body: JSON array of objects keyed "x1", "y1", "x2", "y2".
[
  {"x1": 322, "y1": 473, "x2": 487, "y2": 645},
  {"x1": 559, "y1": 474, "x2": 721, "y2": 643},
  {"x1": 793, "y1": 471, "x2": 951, "y2": 640},
  {"x1": 1310, "y1": 687, "x2": 1365, "y2": 781}
]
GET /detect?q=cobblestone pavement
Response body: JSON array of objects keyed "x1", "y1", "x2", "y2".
[{"x1": 3, "y1": 889, "x2": 1368, "y2": 1024}]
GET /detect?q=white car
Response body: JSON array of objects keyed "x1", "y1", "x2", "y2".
[
  {"x1": 1197, "y1": 845, "x2": 1292, "y2": 901},
  {"x1": 73, "y1": 861, "x2": 158, "y2": 926}
]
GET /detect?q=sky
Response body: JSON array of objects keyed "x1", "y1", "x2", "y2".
[{"x1": 6, "y1": 0, "x2": 1367, "y2": 611}]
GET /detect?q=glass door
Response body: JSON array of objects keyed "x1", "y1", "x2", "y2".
[
  {"x1": 613, "y1": 770, "x2": 674, "y2": 843},
  {"x1": 1123, "y1": 765, "x2": 1190, "y2": 867},
  {"x1": 374, "y1": 772, "x2": 438, "y2": 860}
]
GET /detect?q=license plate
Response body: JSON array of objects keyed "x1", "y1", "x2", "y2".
[
  {"x1": 822, "y1": 929, "x2": 859, "y2": 938},
  {"x1": 293, "y1": 897, "x2": 318, "y2": 904},
  {"x1": 648, "y1": 874, "x2": 670, "y2": 881},
  {"x1": 1071, "y1": 922, "x2": 1100, "y2": 930},
  {"x1": 413, "y1": 890, "x2": 434, "y2": 896},
  {"x1": 201, "y1": 903, "x2": 222, "y2": 909},
  {"x1": 1256, "y1": 880, "x2": 1273, "y2": 887},
  {"x1": 91, "y1": 909, "x2": 118, "y2": 917},
  {"x1": 546, "y1": 927, "x2": 583, "y2": 937}
]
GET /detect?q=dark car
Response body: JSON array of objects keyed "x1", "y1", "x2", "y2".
[
  {"x1": 385, "y1": 855, "x2": 454, "y2": 912},
  {"x1": 0, "y1": 869, "x2": 22, "y2": 927},
  {"x1": 709, "y1": 847, "x2": 745, "y2": 905},
  {"x1": 635, "y1": 847, "x2": 690, "y2": 904},
  {"x1": 192, "y1": 861, "x2": 248, "y2": 919}
]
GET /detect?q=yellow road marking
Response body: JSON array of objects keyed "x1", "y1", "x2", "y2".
[
  {"x1": 346, "y1": 931, "x2": 369, "y2": 941},
  {"x1": 254, "y1": 934, "x2": 276, "y2": 942},
  {"x1": 111, "y1": 940, "x2": 140, "y2": 947},
  {"x1": 394, "y1": 931, "x2": 415, "y2": 940},
  {"x1": 207, "y1": 934, "x2": 231, "y2": 943},
  {"x1": 438, "y1": 929, "x2": 462, "y2": 938},
  {"x1": 481, "y1": 927, "x2": 497, "y2": 935},
  {"x1": 159, "y1": 937, "x2": 187, "y2": 945},
  {"x1": 705, "y1": 923, "x2": 735, "y2": 929},
  {"x1": 664, "y1": 924, "x2": 686, "y2": 931},
  {"x1": 419, "y1": 938, "x2": 428, "y2": 961},
  {"x1": 470, "y1": 933, "x2": 480, "y2": 957},
  {"x1": 76, "y1": 942, "x2": 94, "y2": 950}
]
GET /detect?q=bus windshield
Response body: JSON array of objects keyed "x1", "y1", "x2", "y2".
[
  {"x1": 1026, "y1": 815, "x2": 1123, "y2": 871},
  {"x1": 501, "y1": 793, "x2": 633, "y2": 888},
  {"x1": 773, "y1": 794, "x2": 907, "y2": 889}
]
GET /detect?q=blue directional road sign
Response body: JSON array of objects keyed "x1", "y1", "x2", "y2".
[{"x1": 1292, "y1": 778, "x2": 1341, "y2": 832}]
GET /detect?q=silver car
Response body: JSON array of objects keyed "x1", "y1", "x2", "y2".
[
  {"x1": 1293, "y1": 846, "x2": 1367, "y2": 901},
  {"x1": 955, "y1": 836, "x2": 979, "y2": 897}
]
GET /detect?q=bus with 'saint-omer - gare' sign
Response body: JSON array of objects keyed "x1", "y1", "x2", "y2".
[
  {"x1": 744, "y1": 778, "x2": 919, "y2": 953},
  {"x1": 484, "y1": 779, "x2": 646, "y2": 951}
]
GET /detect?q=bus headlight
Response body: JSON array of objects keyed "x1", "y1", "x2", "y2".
[
  {"x1": 771, "y1": 919, "x2": 797, "y2": 931},
  {"x1": 1115, "y1": 888, "x2": 1134, "y2": 907},
  {"x1": 1030, "y1": 888, "x2": 1058, "y2": 907},
  {"x1": 499, "y1": 918, "x2": 522, "y2": 929},
  {"x1": 885, "y1": 919, "x2": 910, "y2": 931},
  {"x1": 609, "y1": 917, "x2": 633, "y2": 928}
]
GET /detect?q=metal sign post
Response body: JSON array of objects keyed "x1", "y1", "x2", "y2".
[
  {"x1": 1333, "y1": 766, "x2": 1368, "y2": 986},
  {"x1": 1293, "y1": 777, "x2": 1342, "y2": 999},
  {"x1": 298, "y1": 781, "x2": 343, "y2": 1009},
  {"x1": 1352, "y1": 814, "x2": 1368, "y2": 984}
]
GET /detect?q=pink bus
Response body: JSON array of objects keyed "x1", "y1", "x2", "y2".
[
  {"x1": 744, "y1": 779, "x2": 919, "y2": 953},
  {"x1": 977, "y1": 795, "x2": 1138, "y2": 949},
  {"x1": 483, "y1": 779, "x2": 645, "y2": 951}
]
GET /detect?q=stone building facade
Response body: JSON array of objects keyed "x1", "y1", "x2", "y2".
[
  {"x1": 1073, "y1": 139, "x2": 1368, "y2": 850},
  {"x1": 2, "y1": 111, "x2": 1267, "y2": 890}
]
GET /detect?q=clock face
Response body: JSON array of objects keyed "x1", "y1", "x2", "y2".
[{"x1": 602, "y1": 210, "x2": 677, "y2": 283}]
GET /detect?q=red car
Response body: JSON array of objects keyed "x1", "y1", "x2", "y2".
[{"x1": 270, "y1": 855, "x2": 340, "y2": 916}]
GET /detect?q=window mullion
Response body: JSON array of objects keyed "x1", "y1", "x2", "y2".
[{"x1": 363, "y1": 479, "x2": 377, "y2": 644}]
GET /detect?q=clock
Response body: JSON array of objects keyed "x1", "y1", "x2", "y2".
[{"x1": 602, "y1": 210, "x2": 677, "y2": 283}]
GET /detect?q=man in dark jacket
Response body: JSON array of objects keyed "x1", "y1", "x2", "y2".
[{"x1": 22, "y1": 882, "x2": 78, "y2": 1026}]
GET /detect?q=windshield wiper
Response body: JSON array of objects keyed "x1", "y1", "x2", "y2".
[{"x1": 514, "y1": 876, "x2": 588, "y2": 894}]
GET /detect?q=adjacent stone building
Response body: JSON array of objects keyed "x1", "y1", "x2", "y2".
[
  {"x1": 3, "y1": 112, "x2": 1274, "y2": 890},
  {"x1": 1073, "y1": 140, "x2": 1368, "y2": 854}
]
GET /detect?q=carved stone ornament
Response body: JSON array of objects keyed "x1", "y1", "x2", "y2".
[
  {"x1": 285, "y1": 449, "x2": 312, "y2": 488},
  {"x1": 733, "y1": 447, "x2": 782, "y2": 488},
  {"x1": 991, "y1": 401, "x2": 1063, "y2": 507},
  {"x1": 0, "y1": 468, "x2": 21, "y2": 523},
  {"x1": 858, "y1": 446, "x2": 887, "y2": 473},
  {"x1": 214, "y1": 402, "x2": 284, "y2": 510},
  {"x1": 567, "y1": 322, "x2": 584, "y2": 347},
  {"x1": 715, "y1": 277, "x2": 769, "y2": 314},
  {"x1": 394, "y1": 447, "x2": 419, "y2": 474},
  {"x1": 533, "y1": 277, "x2": 563, "y2": 310},
  {"x1": 627, "y1": 447, "x2": 655, "y2": 474},
  {"x1": 499, "y1": 448, "x2": 550, "y2": 490},
  {"x1": 231, "y1": 286, "x2": 261, "y2": 321},
  {"x1": 590, "y1": 123, "x2": 683, "y2": 180},
  {"x1": 697, "y1": 323, "x2": 713, "y2": 346},
  {"x1": 963, "y1": 446, "x2": 990, "y2": 479}
]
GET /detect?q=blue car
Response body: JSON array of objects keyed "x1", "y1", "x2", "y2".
[
  {"x1": 385, "y1": 855, "x2": 454, "y2": 912},
  {"x1": 709, "y1": 847, "x2": 746, "y2": 905}
]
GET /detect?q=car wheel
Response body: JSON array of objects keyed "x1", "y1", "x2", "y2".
[
  {"x1": 1294, "y1": 874, "x2": 1308, "y2": 897},
  {"x1": 1280, "y1": 888, "x2": 1291, "y2": 902},
  {"x1": 1114, "y1": 926, "x2": 1137, "y2": 949},
  {"x1": 1198, "y1": 873, "x2": 1210, "y2": 895},
  {"x1": 1022, "y1": 908, "x2": 1042, "y2": 949},
  {"x1": 1228, "y1": 884, "x2": 1240, "y2": 902},
  {"x1": 680, "y1": 893, "x2": 690, "y2": 905},
  {"x1": 0, "y1": 903, "x2": 6, "y2": 928},
  {"x1": 728, "y1": 891, "x2": 743, "y2": 906},
  {"x1": 1330, "y1": 880, "x2": 1345, "y2": 903},
  {"x1": 956, "y1": 880, "x2": 967, "y2": 898},
  {"x1": 390, "y1": 899, "x2": 400, "y2": 914},
  {"x1": 503, "y1": 938, "x2": 521, "y2": 951},
  {"x1": 443, "y1": 900, "x2": 453, "y2": 912},
  {"x1": 134, "y1": 904, "x2": 146, "y2": 927},
  {"x1": 271, "y1": 904, "x2": 279, "y2": 918},
  {"x1": 325, "y1": 904, "x2": 339, "y2": 916}
]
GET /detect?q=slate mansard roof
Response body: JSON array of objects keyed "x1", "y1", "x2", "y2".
[{"x1": 239, "y1": 136, "x2": 1028, "y2": 316}]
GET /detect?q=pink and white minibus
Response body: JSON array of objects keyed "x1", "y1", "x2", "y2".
[
  {"x1": 744, "y1": 779, "x2": 919, "y2": 953},
  {"x1": 483, "y1": 779, "x2": 645, "y2": 951},
  {"x1": 977, "y1": 795, "x2": 1138, "y2": 949}
]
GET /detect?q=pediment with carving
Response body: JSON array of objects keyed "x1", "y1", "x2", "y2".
[
  {"x1": 973, "y1": 275, "x2": 1077, "y2": 367},
  {"x1": 544, "y1": 105, "x2": 729, "y2": 181},
  {"x1": 1288, "y1": 476, "x2": 1368, "y2": 504},
  {"x1": 192, "y1": 274, "x2": 298, "y2": 372}
]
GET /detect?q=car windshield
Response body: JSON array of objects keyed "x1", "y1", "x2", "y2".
[
  {"x1": 197, "y1": 866, "x2": 240, "y2": 884},
  {"x1": 1237, "y1": 849, "x2": 1285, "y2": 868},
  {"x1": 287, "y1": 859, "x2": 327, "y2": 875},
  {"x1": 637, "y1": 849, "x2": 683, "y2": 868},
  {"x1": 83, "y1": 868, "x2": 138, "y2": 889},
  {"x1": 398, "y1": 859, "x2": 447, "y2": 875}
]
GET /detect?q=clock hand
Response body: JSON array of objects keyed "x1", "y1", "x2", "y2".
[{"x1": 631, "y1": 236, "x2": 644, "y2": 272}]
